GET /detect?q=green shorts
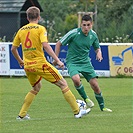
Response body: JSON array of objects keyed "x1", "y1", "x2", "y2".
[{"x1": 67, "y1": 64, "x2": 97, "y2": 81}]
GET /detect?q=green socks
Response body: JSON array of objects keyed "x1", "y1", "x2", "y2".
[
  {"x1": 75, "y1": 84, "x2": 105, "y2": 111},
  {"x1": 95, "y1": 92, "x2": 104, "y2": 110},
  {"x1": 75, "y1": 84, "x2": 88, "y2": 100}
]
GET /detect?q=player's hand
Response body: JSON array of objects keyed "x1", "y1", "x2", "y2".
[
  {"x1": 96, "y1": 50, "x2": 103, "y2": 62},
  {"x1": 96, "y1": 55, "x2": 103, "y2": 62},
  {"x1": 52, "y1": 60, "x2": 57, "y2": 66},
  {"x1": 56, "y1": 60, "x2": 64, "y2": 70},
  {"x1": 18, "y1": 60, "x2": 24, "y2": 68}
]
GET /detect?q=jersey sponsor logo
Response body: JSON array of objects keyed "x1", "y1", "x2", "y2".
[
  {"x1": 25, "y1": 52, "x2": 37, "y2": 59},
  {"x1": 21, "y1": 26, "x2": 39, "y2": 30},
  {"x1": 23, "y1": 47, "x2": 36, "y2": 51},
  {"x1": 24, "y1": 68, "x2": 36, "y2": 72},
  {"x1": 26, "y1": 61, "x2": 37, "y2": 66}
]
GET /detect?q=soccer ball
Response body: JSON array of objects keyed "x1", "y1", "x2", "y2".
[{"x1": 76, "y1": 99, "x2": 87, "y2": 109}]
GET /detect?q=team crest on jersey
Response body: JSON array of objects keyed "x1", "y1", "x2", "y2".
[
  {"x1": 44, "y1": 32, "x2": 47, "y2": 36},
  {"x1": 90, "y1": 35, "x2": 92, "y2": 39}
]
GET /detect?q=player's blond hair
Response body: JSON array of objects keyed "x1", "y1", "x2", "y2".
[{"x1": 26, "y1": 6, "x2": 40, "y2": 21}]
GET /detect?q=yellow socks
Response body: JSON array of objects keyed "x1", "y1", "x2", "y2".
[
  {"x1": 19, "y1": 87, "x2": 79, "y2": 117},
  {"x1": 19, "y1": 90, "x2": 38, "y2": 117},
  {"x1": 62, "y1": 87, "x2": 79, "y2": 114}
]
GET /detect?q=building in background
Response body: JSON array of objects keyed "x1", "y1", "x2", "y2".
[{"x1": 0, "y1": 0, "x2": 43, "y2": 41}]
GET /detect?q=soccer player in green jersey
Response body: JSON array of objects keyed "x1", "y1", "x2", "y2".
[{"x1": 53, "y1": 14, "x2": 112, "y2": 112}]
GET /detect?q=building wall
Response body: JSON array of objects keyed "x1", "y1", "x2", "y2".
[{"x1": 0, "y1": 13, "x2": 19, "y2": 41}]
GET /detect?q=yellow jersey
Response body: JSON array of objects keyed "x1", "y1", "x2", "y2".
[{"x1": 13, "y1": 23, "x2": 48, "y2": 66}]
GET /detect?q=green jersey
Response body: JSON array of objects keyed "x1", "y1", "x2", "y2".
[{"x1": 60, "y1": 28, "x2": 100, "y2": 65}]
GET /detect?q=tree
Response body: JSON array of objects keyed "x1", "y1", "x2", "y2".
[
  {"x1": 39, "y1": 0, "x2": 79, "y2": 42},
  {"x1": 38, "y1": 0, "x2": 133, "y2": 42},
  {"x1": 64, "y1": 14, "x2": 78, "y2": 32},
  {"x1": 96, "y1": 0, "x2": 133, "y2": 42}
]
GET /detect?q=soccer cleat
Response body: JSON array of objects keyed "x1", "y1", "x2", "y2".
[
  {"x1": 102, "y1": 107, "x2": 112, "y2": 112},
  {"x1": 85, "y1": 98, "x2": 94, "y2": 108},
  {"x1": 74, "y1": 108, "x2": 91, "y2": 118},
  {"x1": 16, "y1": 114, "x2": 30, "y2": 121}
]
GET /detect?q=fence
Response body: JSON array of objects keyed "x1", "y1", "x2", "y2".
[{"x1": 0, "y1": 42, "x2": 133, "y2": 77}]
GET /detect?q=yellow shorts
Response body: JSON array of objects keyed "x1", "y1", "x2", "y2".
[{"x1": 24, "y1": 61, "x2": 62, "y2": 87}]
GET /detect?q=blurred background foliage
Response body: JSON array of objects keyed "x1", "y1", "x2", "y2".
[
  {"x1": 36, "y1": 0, "x2": 133, "y2": 42},
  {"x1": 0, "y1": 0, "x2": 132, "y2": 43}
]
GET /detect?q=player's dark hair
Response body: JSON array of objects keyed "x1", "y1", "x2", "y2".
[{"x1": 82, "y1": 14, "x2": 92, "y2": 22}]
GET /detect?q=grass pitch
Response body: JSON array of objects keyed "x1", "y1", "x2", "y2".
[{"x1": 0, "y1": 77, "x2": 132, "y2": 133}]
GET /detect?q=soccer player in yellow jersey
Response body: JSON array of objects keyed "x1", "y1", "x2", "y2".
[{"x1": 11, "y1": 6, "x2": 91, "y2": 120}]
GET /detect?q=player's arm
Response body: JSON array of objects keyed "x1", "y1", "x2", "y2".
[
  {"x1": 55, "y1": 41, "x2": 62, "y2": 57},
  {"x1": 53, "y1": 41, "x2": 62, "y2": 66},
  {"x1": 11, "y1": 46, "x2": 24, "y2": 68},
  {"x1": 53, "y1": 28, "x2": 75, "y2": 61},
  {"x1": 95, "y1": 48, "x2": 103, "y2": 62},
  {"x1": 42, "y1": 42, "x2": 64, "y2": 69},
  {"x1": 93, "y1": 34, "x2": 103, "y2": 62}
]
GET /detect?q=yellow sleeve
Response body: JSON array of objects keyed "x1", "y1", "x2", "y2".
[
  {"x1": 40, "y1": 26, "x2": 48, "y2": 43},
  {"x1": 13, "y1": 31, "x2": 21, "y2": 47}
]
